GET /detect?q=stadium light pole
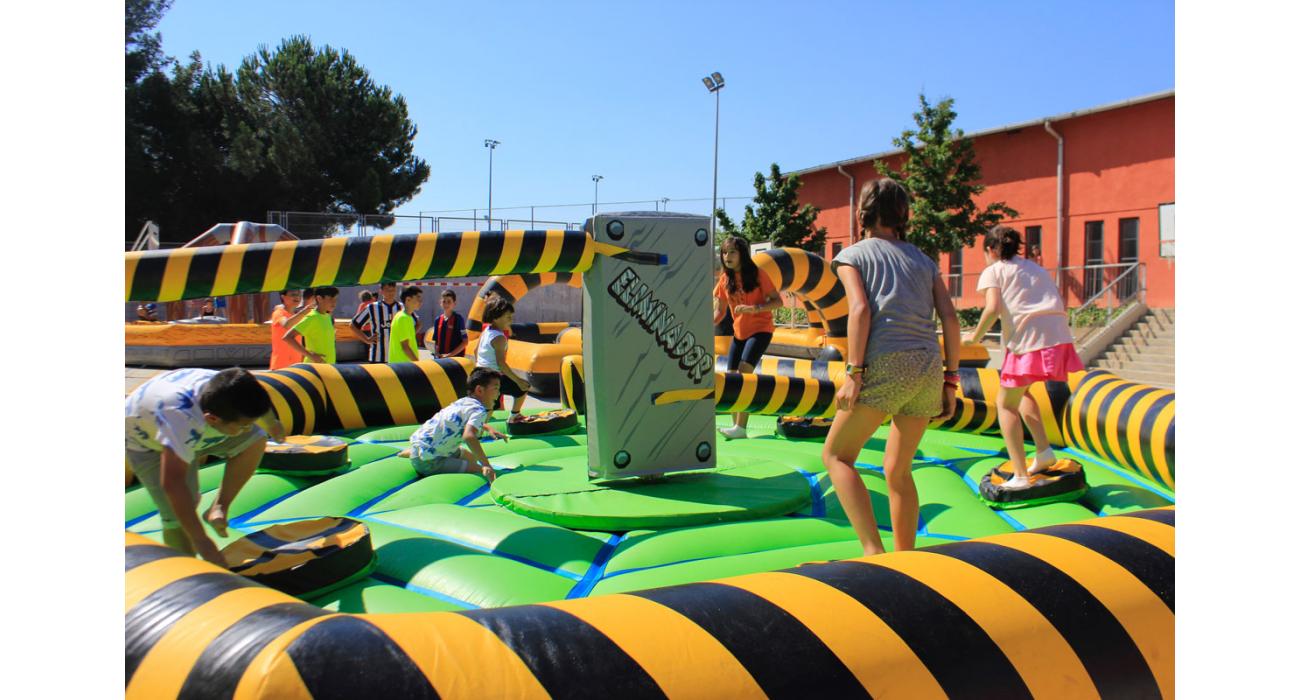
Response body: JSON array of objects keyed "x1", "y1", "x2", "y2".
[
  {"x1": 702, "y1": 72, "x2": 724, "y2": 235},
  {"x1": 484, "y1": 139, "x2": 500, "y2": 229},
  {"x1": 592, "y1": 174, "x2": 604, "y2": 216}
]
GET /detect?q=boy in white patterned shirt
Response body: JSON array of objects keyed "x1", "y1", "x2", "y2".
[{"x1": 399, "y1": 367, "x2": 509, "y2": 482}]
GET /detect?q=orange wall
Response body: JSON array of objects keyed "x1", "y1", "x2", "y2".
[{"x1": 799, "y1": 96, "x2": 1174, "y2": 308}]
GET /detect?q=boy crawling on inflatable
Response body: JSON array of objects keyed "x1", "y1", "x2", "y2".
[
  {"x1": 126, "y1": 368, "x2": 285, "y2": 567},
  {"x1": 399, "y1": 367, "x2": 508, "y2": 482}
]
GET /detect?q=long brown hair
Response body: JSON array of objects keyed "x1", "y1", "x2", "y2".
[
  {"x1": 857, "y1": 178, "x2": 911, "y2": 239},
  {"x1": 719, "y1": 236, "x2": 760, "y2": 295}
]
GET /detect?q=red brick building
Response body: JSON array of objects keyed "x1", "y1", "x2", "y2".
[{"x1": 792, "y1": 91, "x2": 1174, "y2": 309}]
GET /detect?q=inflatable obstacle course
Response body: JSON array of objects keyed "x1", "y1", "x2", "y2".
[{"x1": 125, "y1": 219, "x2": 1175, "y2": 698}]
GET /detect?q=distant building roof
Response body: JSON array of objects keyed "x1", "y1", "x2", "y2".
[{"x1": 790, "y1": 90, "x2": 1174, "y2": 177}]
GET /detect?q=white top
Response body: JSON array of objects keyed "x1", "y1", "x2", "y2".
[
  {"x1": 976, "y1": 256, "x2": 1075, "y2": 354},
  {"x1": 409, "y1": 397, "x2": 488, "y2": 460},
  {"x1": 124, "y1": 368, "x2": 230, "y2": 462},
  {"x1": 476, "y1": 326, "x2": 505, "y2": 370}
]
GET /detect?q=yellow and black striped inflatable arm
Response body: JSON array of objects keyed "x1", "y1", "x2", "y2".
[
  {"x1": 560, "y1": 355, "x2": 586, "y2": 414},
  {"x1": 1064, "y1": 370, "x2": 1175, "y2": 491},
  {"x1": 753, "y1": 247, "x2": 849, "y2": 357},
  {"x1": 465, "y1": 272, "x2": 583, "y2": 345},
  {"x1": 255, "y1": 358, "x2": 475, "y2": 434},
  {"x1": 929, "y1": 368, "x2": 1074, "y2": 445},
  {"x1": 126, "y1": 507, "x2": 1173, "y2": 699},
  {"x1": 126, "y1": 230, "x2": 600, "y2": 302}
]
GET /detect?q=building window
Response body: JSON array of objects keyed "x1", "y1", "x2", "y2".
[
  {"x1": 1159, "y1": 202, "x2": 1174, "y2": 258},
  {"x1": 831, "y1": 241, "x2": 843, "y2": 258},
  {"x1": 1084, "y1": 221, "x2": 1105, "y2": 299},
  {"x1": 1118, "y1": 218, "x2": 1139, "y2": 299},
  {"x1": 1024, "y1": 225, "x2": 1042, "y2": 263},
  {"x1": 949, "y1": 248, "x2": 963, "y2": 297}
]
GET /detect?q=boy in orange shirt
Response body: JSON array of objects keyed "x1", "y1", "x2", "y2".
[{"x1": 269, "y1": 289, "x2": 315, "y2": 369}]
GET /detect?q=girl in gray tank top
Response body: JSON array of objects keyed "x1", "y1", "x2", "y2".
[{"x1": 821, "y1": 178, "x2": 963, "y2": 557}]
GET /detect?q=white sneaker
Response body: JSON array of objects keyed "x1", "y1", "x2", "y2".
[
  {"x1": 1001, "y1": 475, "x2": 1033, "y2": 490},
  {"x1": 718, "y1": 425, "x2": 747, "y2": 440}
]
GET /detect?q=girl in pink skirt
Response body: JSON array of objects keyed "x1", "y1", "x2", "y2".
[{"x1": 964, "y1": 225, "x2": 1083, "y2": 489}]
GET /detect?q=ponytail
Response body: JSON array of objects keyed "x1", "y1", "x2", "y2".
[{"x1": 984, "y1": 225, "x2": 1021, "y2": 261}]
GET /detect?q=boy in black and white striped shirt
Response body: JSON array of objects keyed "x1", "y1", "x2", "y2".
[{"x1": 350, "y1": 282, "x2": 404, "y2": 363}]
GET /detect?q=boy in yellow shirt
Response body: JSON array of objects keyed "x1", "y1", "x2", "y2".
[
  {"x1": 388, "y1": 286, "x2": 423, "y2": 363},
  {"x1": 283, "y1": 286, "x2": 339, "y2": 363}
]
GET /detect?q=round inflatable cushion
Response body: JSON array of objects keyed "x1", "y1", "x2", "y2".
[
  {"x1": 776, "y1": 416, "x2": 833, "y2": 439},
  {"x1": 260, "y1": 435, "x2": 350, "y2": 475},
  {"x1": 507, "y1": 409, "x2": 579, "y2": 437},
  {"x1": 222, "y1": 517, "x2": 376, "y2": 598},
  {"x1": 978, "y1": 459, "x2": 1088, "y2": 509},
  {"x1": 491, "y1": 452, "x2": 811, "y2": 530}
]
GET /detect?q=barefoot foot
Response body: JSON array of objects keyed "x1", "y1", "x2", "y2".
[{"x1": 204, "y1": 503, "x2": 229, "y2": 537}]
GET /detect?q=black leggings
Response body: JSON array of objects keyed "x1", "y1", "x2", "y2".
[{"x1": 726, "y1": 332, "x2": 773, "y2": 371}]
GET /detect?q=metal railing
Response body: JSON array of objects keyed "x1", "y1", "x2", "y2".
[{"x1": 1067, "y1": 261, "x2": 1145, "y2": 344}]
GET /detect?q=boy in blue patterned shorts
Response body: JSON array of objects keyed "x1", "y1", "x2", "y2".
[{"x1": 399, "y1": 367, "x2": 509, "y2": 482}]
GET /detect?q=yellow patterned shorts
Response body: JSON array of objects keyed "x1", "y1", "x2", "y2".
[{"x1": 857, "y1": 349, "x2": 943, "y2": 417}]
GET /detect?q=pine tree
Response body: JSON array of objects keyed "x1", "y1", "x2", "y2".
[
  {"x1": 876, "y1": 95, "x2": 1017, "y2": 259},
  {"x1": 716, "y1": 163, "x2": 827, "y2": 251}
]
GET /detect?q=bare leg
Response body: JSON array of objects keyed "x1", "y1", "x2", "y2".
[
  {"x1": 884, "y1": 415, "x2": 929, "y2": 552},
  {"x1": 163, "y1": 526, "x2": 195, "y2": 555},
  {"x1": 734, "y1": 360, "x2": 754, "y2": 428},
  {"x1": 460, "y1": 446, "x2": 494, "y2": 483},
  {"x1": 510, "y1": 392, "x2": 527, "y2": 420},
  {"x1": 822, "y1": 403, "x2": 890, "y2": 555},
  {"x1": 996, "y1": 385, "x2": 1031, "y2": 481},
  {"x1": 204, "y1": 436, "x2": 267, "y2": 537},
  {"x1": 1018, "y1": 390, "x2": 1057, "y2": 474}
]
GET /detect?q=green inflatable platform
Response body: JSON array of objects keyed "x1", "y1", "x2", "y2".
[{"x1": 125, "y1": 410, "x2": 1174, "y2": 613}]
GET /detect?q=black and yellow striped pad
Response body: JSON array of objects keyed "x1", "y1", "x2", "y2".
[
  {"x1": 1063, "y1": 370, "x2": 1175, "y2": 491},
  {"x1": 125, "y1": 507, "x2": 1173, "y2": 699},
  {"x1": 979, "y1": 460, "x2": 1089, "y2": 508},
  {"x1": 126, "y1": 230, "x2": 603, "y2": 303},
  {"x1": 465, "y1": 272, "x2": 583, "y2": 343},
  {"x1": 222, "y1": 518, "x2": 374, "y2": 596},
  {"x1": 253, "y1": 358, "x2": 474, "y2": 435},
  {"x1": 260, "y1": 436, "x2": 350, "y2": 473}
]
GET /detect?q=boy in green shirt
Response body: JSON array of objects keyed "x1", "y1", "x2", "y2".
[
  {"x1": 389, "y1": 286, "x2": 423, "y2": 363},
  {"x1": 283, "y1": 286, "x2": 339, "y2": 363}
]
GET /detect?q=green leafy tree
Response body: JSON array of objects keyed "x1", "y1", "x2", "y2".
[
  {"x1": 716, "y1": 163, "x2": 827, "y2": 251},
  {"x1": 876, "y1": 94, "x2": 1017, "y2": 259},
  {"x1": 126, "y1": 0, "x2": 173, "y2": 85},
  {"x1": 126, "y1": 30, "x2": 430, "y2": 244}
]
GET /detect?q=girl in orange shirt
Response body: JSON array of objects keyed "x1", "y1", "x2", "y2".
[{"x1": 713, "y1": 236, "x2": 782, "y2": 439}]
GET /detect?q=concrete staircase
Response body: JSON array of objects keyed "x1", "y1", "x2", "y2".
[{"x1": 1089, "y1": 308, "x2": 1174, "y2": 389}]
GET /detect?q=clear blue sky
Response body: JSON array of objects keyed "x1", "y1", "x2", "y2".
[{"x1": 154, "y1": 0, "x2": 1173, "y2": 230}]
